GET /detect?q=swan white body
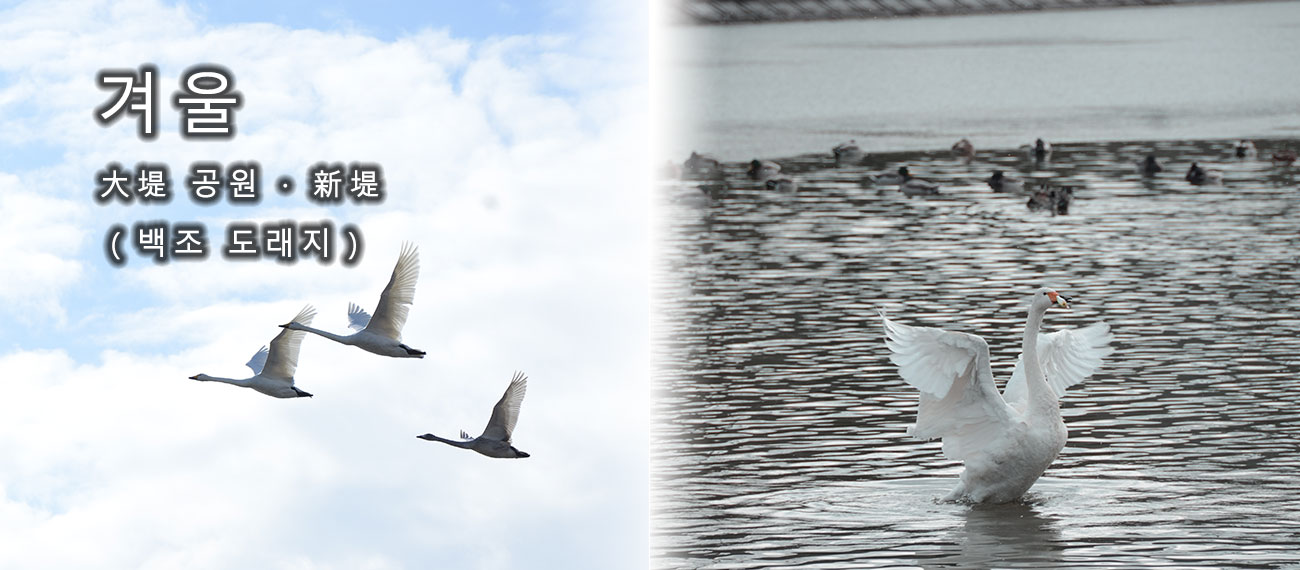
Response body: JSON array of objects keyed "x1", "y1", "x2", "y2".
[
  {"x1": 286, "y1": 242, "x2": 426, "y2": 358},
  {"x1": 418, "y1": 371, "x2": 530, "y2": 459},
  {"x1": 189, "y1": 305, "x2": 317, "y2": 398},
  {"x1": 881, "y1": 289, "x2": 1113, "y2": 503}
]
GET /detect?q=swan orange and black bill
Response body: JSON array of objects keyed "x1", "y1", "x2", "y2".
[{"x1": 1047, "y1": 291, "x2": 1069, "y2": 308}]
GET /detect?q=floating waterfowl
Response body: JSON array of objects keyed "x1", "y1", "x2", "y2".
[
  {"x1": 1028, "y1": 138, "x2": 1052, "y2": 162},
  {"x1": 1026, "y1": 185, "x2": 1073, "y2": 215},
  {"x1": 1185, "y1": 162, "x2": 1224, "y2": 185},
  {"x1": 1234, "y1": 140, "x2": 1256, "y2": 159},
  {"x1": 765, "y1": 176, "x2": 798, "y2": 192},
  {"x1": 1136, "y1": 155, "x2": 1163, "y2": 176},
  {"x1": 747, "y1": 159, "x2": 781, "y2": 181},
  {"x1": 899, "y1": 166, "x2": 940, "y2": 196},
  {"x1": 881, "y1": 289, "x2": 1113, "y2": 503},
  {"x1": 952, "y1": 138, "x2": 975, "y2": 162},
  {"x1": 988, "y1": 170, "x2": 1024, "y2": 193},
  {"x1": 683, "y1": 151, "x2": 723, "y2": 179},
  {"x1": 833, "y1": 140, "x2": 866, "y2": 166}
]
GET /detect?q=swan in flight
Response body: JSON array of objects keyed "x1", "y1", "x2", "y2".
[
  {"x1": 189, "y1": 305, "x2": 317, "y2": 398},
  {"x1": 285, "y1": 242, "x2": 426, "y2": 358},
  {"x1": 417, "y1": 371, "x2": 531, "y2": 459},
  {"x1": 881, "y1": 289, "x2": 1113, "y2": 503}
]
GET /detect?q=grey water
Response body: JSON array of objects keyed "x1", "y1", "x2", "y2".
[
  {"x1": 663, "y1": 1, "x2": 1300, "y2": 161},
  {"x1": 654, "y1": 138, "x2": 1300, "y2": 568},
  {"x1": 656, "y1": 4, "x2": 1300, "y2": 567}
]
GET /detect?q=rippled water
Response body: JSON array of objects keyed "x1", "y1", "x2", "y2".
[{"x1": 653, "y1": 138, "x2": 1300, "y2": 568}]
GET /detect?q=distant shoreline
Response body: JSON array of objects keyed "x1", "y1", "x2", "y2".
[{"x1": 670, "y1": 0, "x2": 1280, "y2": 25}]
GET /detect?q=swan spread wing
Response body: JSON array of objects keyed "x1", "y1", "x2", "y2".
[
  {"x1": 347, "y1": 302, "x2": 372, "y2": 332},
  {"x1": 364, "y1": 242, "x2": 419, "y2": 341},
  {"x1": 481, "y1": 371, "x2": 527, "y2": 442},
  {"x1": 1003, "y1": 322, "x2": 1113, "y2": 404},
  {"x1": 263, "y1": 305, "x2": 316, "y2": 381},
  {"x1": 881, "y1": 312, "x2": 1016, "y2": 461},
  {"x1": 245, "y1": 345, "x2": 269, "y2": 375}
]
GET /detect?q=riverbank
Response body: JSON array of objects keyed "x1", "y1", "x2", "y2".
[{"x1": 671, "y1": 0, "x2": 1280, "y2": 25}]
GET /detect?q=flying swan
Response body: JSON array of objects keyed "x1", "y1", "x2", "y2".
[
  {"x1": 284, "y1": 242, "x2": 426, "y2": 358},
  {"x1": 189, "y1": 305, "x2": 317, "y2": 398},
  {"x1": 418, "y1": 371, "x2": 531, "y2": 459},
  {"x1": 881, "y1": 289, "x2": 1113, "y2": 503}
]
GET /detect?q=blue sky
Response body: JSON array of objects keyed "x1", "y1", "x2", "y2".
[
  {"x1": 189, "y1": 0, "x2": 581, "y2": 40},
  {"x1": 0, "y1": 1, "x2": 647, "y2": 567}
]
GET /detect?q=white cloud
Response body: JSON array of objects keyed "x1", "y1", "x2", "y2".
[{"x1": 0, "y1": 0, "x2": 647, "y2": 567}]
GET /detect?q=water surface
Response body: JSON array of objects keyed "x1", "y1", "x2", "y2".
[
  {"x1": 653, "y1": 138, "x2": 1300, "y2": 568},
  {"x1": 664, "y1": 2, "x2": 1300, "y2": 160}
]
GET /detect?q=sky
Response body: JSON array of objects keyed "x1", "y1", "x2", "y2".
[{"x1": 0, "y1": 0, "x2": 647, "y2": 568}]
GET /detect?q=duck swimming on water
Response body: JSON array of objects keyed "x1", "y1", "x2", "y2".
[{"x1": 1137, "y1": 155, "x2": 1163, "y2": 176}]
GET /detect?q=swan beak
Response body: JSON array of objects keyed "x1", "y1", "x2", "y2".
[
  {"x1": 1055, "y1": 295, "x2": 1070, "y2": 309},
  {"x1": 278, "y1": 323, "x2": 290, "y2": 328},
  {"x1": 188, "y1": 375, "x2": 199, "y2": 380},
  {"x1": 417, "y1": 434, "x2": 436, "y2": 441}
]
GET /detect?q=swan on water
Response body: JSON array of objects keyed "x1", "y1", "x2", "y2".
[
  {"x1": 417, "y1": 371, "x2": 531, "y2": 459},
  {"x1": 283, "y1": 242, "x2": 426, "y2": 358},
  {"x1": 189, "y1": 305, "x2": 318, "y2": 398},
  {"x1": 881, "y1": 289, "x2": 1113, "y2": 503}
]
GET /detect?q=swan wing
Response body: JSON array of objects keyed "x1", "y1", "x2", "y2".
[
  {"x1": 347, "y1": 302, "x2": 371, "y2": 332},
  {"x1": 881, "y1": 311, "x2": 1017, "y2": 461},
  {"x1": 1004, "y1": 322, "x2": 1114, "y2": 404},
  {"x1": 245, "y1": 345, "x2": 269, "y2": 375},
  {"x1": 481, "y1": 371, "x2": 527, "y2": 442},
  {"x1": 364, "y1": 242, "x2": 419, "y2": 341},
  {"x1": 263, "y1": 305, "x2": 316, "y2": 381}
]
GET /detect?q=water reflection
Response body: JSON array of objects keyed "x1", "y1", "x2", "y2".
[{"x1": 653, "y1": 138, "x2": 1300, "y2": 568}]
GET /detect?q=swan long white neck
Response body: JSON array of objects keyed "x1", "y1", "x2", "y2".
[
  {"x1": 201, "y1": 375, "x2": 253, "y2": 388},
  {"x1": 1022, "y1": 303, "x2": 1056, "y2": 411},
  {"x1": 424, "y1": 434, "x2": 474, "y2": 449},
  {"x1": 293, "y1": 323, "x2": 354, "y2": 345}
]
